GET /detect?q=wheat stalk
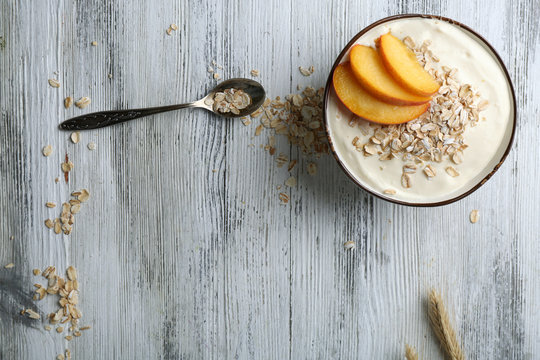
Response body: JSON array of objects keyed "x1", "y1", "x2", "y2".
[
  {"x1": 428, "y1": 289, "x2": 465, "y2": 360},
  {"x1": 405, "y1": 344, "x2": 418, "y2": 360}
]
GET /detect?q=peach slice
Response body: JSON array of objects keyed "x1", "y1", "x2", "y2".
[
  {"x1": 379, "y1": 33, "x2": 440, "y2": 96},
  {"x1": 333, "y1": 62, "x2": 429, "y2": 125},
  {"x1": 349, "y1": 45, "x2": 431, "y2": 106}
]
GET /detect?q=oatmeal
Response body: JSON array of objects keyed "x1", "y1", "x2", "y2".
[{"x1": 349, "y1": 38, "x2": 488, "y2": 188}]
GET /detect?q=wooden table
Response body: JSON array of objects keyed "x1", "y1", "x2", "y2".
[{"x1": 1, "y1": 0, "x2": 538, "y2": 359}]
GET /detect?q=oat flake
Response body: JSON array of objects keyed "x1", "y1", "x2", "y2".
[
  {"x1": 445, "y1": 166, "x2": 460, "y2": 177},
  {"x1": 70, "y1": 132, "x2": 80, "y2": 144},
  {"x1": 64, "y1": 97, "x2": 73, "y2": 109},
  {"x1": 285, "y1": 176, "x2": 297, "y2": 187},
  {"x1": 42, "y1": 145, "x2": 53, "y2": 157},
  {"x1": 48, "y1": 79, "x2": 60, "y2": 88},
  {"x1": 75, "y1": 97, "x2": 91, "y2": 109},
  {"x1": 469, "y1": 210, "x2": 479, "y2": 224},
  {"x1": 307, "y1": 162, "x2": 317, "y2": 176},
  {"x1": 279, "y1": 192, "x2": 289, "y2": 204}
]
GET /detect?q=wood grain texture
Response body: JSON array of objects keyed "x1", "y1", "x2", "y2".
[{"x1": 0, "y1": 0, "x2": 539, "y2": 359}]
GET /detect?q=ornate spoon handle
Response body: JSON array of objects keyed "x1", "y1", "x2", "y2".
[{"x1": 59, "y1": 103, "x2": 197, "y2": 130}]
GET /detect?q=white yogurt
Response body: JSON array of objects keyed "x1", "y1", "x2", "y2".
[{"x1": 326, "y1": 17, "x2": 514, "y2": 204}]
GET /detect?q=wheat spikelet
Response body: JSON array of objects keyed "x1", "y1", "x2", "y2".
[
  {"x1": 428, "y1": 289, "x2": 465, "y2": 360},
  {"x1": 405, "y1": 344, "x2": 418, "y2": 360}
]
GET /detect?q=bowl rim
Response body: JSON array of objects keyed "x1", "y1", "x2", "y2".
[{"x1": 323, "y1": 14, "x2": 517, "y2": 207}]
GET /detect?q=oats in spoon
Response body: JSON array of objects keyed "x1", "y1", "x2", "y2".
[{"x1": 205, "y1": 88, "x2": 252, "y2": 115}]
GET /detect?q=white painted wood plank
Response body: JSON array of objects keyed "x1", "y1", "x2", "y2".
[{"x1": 220, "y1": 0, "x2": 294, "y2": 358}]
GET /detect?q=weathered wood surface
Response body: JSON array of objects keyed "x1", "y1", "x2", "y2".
[{"x1": 0, "y1": 0, "x2": 539, "y2": 359}]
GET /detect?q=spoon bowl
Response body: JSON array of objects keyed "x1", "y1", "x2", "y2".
[
  {"x1": 201, "y1": 78, "x2": 266, "y2": 118},
  {"x1": 59, "y1": 78, "x2": 266, "y2": 130}
]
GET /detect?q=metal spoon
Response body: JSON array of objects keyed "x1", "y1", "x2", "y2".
[{"x1": 58, "y1": 78, "x2": 266, "y2": 130}]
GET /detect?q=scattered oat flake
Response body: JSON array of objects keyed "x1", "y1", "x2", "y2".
[
  {"x1": 64, "y1": 97, "x2": 73, "y2": 109},
  {"x1": 401, "y1": 173, "x2": 412, "y2": 188},
  {"x1": 288, "y1": 160, "x2": 297, "y2": 172},
  {"x1": 383, "y1": 189, "x2": 396, "y2": 195},
  {"x1": 452, "y1": 152, "x2": 463, "y2": 165},
  {"x1": 445, "y1": 166, "x2": 460, "y2": 177},
  {"x1": 4, "y1": 263, "x2": 14, "y2": 269},
  {"x1": 44, "y1": 325, "x2": 52, "y2": 331},
  {"x1": 45, "y1": 219, "x2": 54, "y2": 228},
  {"x1": 170, "y1": 23, "x2": 178, "y2": 31},
  {"x1": 70, "y1": 132, "x2": 80, "y2": 144},
  {"x1": 46, "y1": 202, "x2": 56, "y2": 208},
  {"x1": 423, "y1": 164, "x2": 436, "y2": 178},
  {"x1": 48, "y1": 79, "x2": 60, "y2": 88},
  {"x1": 75, "y1": 97, "x2": 91, "y2": 109},
  {"x1": 299, "y1": 66, "x2": 313, "y2": 76},
  {"x1": 91, "y1": 41, "x2": 97, "y2": 46},
  {"x1": 255, "y1": 124, "x2": 263, "y2": 136},
  {"x1": 54, "y1": 220, "x2": 62, "y2": 234},
  {"x1": 403, "y1": 163, "x2": 417, "y2": 174},
  {"x1": 477, "y1": 100, "x2": 489, "y2": 111},
  {"x1": 61, "y1": 160, "x2": 74, "y2": 173},
  {"x1": 470, "y1": 210, "x2": 479, "y2": 224},
  {"x1": 279, "y1": 192, "x2": 289, "y2": 204},
  {"x1": 78, "y1": 189, "x2": 90, "y2": 202},
  {"x1": 344, "y1": 241, "x2": 355, "y2": 250},
  {"x1": 87, "y1": 141, "x2": 96, "y2": 150},
  {"x1": 213, "y1": 73, "x2": 221, "y2": 80},
  {"x1": 307, "y1": 162, "x2": 317, "y2": 176},
  {"x1": 65, "y1": 335, "x2": 73, "y2": 341},
  {"x1": 250, "y1": 69, "x2": 260, "y2": 77},
  {"x1": 56, "y1": 326, "x2": 64, "y2": 333},
  {"x1": 166, "y1": 27, "x2": 173, "y2": 35},
  {"x1": 285, "y1": 176, "x2": 297, "y2": 187},
  {"x1": 276, "y1": 153, "x2": 288, "y2": 167},
  {"x1": 42, "y1": 145, "x2": 53, "y2": 157},
  {"x1": 33, "y1": 269, "x2": 40, "y2": 275},
  {"x1": 241, "y1": 117, "x2": 251, "y2": 126},
  {"x1": 57, "y1": 354, "x2": 65, "y2": 360},
  {"x1": 66, "y1": 266, "x2": 77, "y2": 281},
  {"x1": 25, "y1": 309, "x2": 40, "y2": 319}
]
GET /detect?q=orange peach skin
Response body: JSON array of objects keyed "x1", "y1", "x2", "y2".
[
  {"x1": 350, "y1": 45, "x2": 431, "y2": 106},
  {"x1": 379, "y1": 33, "x2": 440, "y2": 97},
  {"x1": 333, "y1": 62, "x2": 430, "y2": 125}
]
